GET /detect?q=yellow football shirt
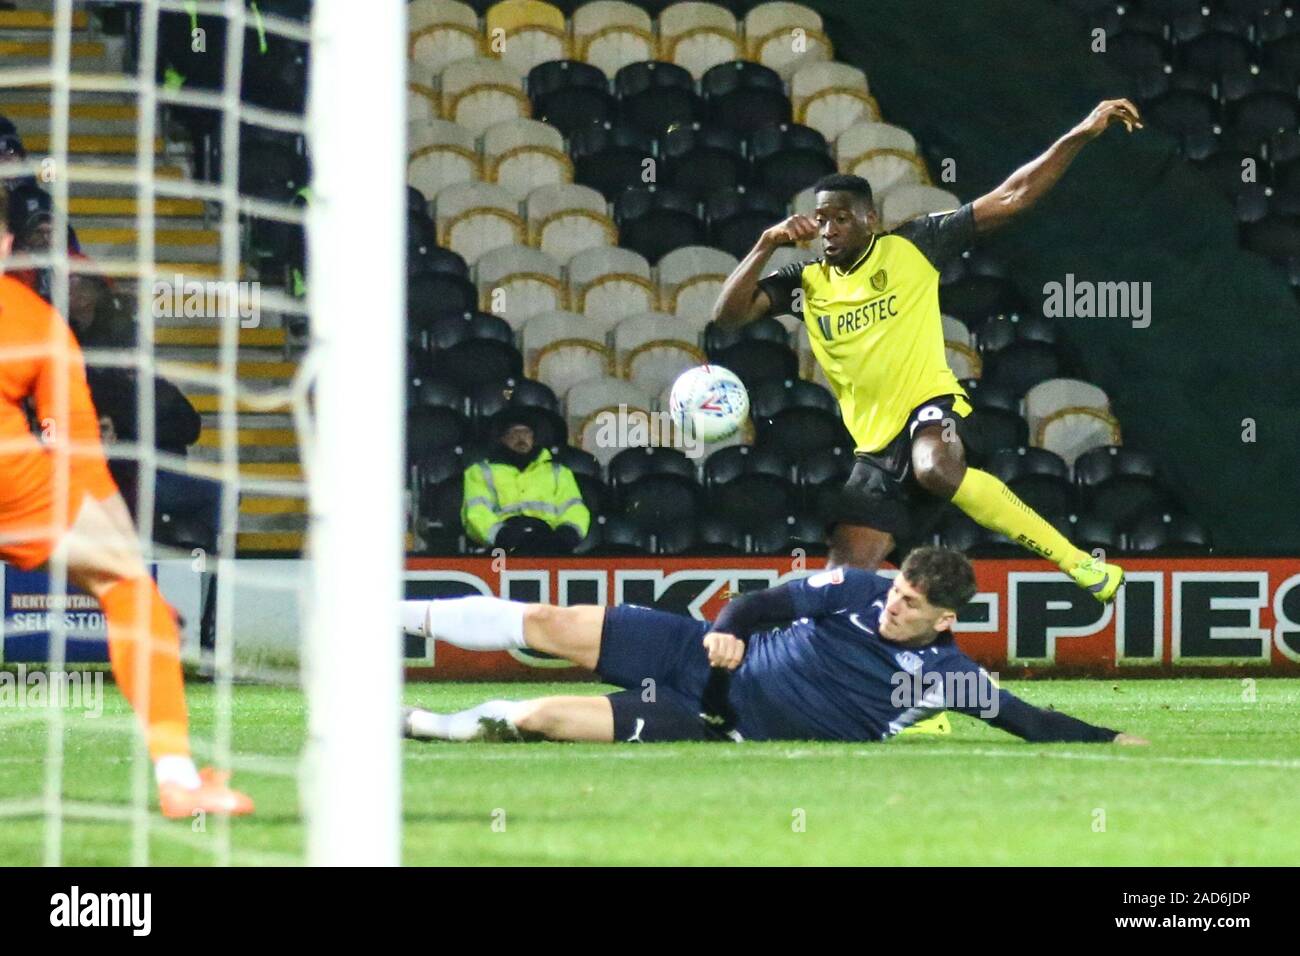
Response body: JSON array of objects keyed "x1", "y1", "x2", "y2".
[{"x1": 758, "y1": 204, "x2": 975, "y2": 453}]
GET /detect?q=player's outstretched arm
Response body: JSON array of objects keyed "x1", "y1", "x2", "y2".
[
  {"x1": 711, "y1": 214, "x2": 816, "y2": 328},
  {"x1": 981, "y1": 687, "x2": 1147, "y2": 744},
  {"x1": 970, "y1": 98, "x2": 1143, "y2": 234}
]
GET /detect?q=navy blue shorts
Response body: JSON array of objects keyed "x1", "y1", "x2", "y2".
[{"x1": 597, "y1": 604, "x2": 728, "y2": 743}]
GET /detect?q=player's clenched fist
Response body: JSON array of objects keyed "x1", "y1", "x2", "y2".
[
  {"x1": 761, "y1": 214, "x2": 818, "y2": 248},
  {"x1": 703, "y1": 631, "x2": 745, "y2": 670}
]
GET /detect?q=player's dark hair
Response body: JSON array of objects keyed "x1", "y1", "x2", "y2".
[
  {"x1": 900, "y1": 546, "x2": 977, "y2": 611},
  {"x1": 812, "y1": 172, "x2": 874, "y2": 209}
]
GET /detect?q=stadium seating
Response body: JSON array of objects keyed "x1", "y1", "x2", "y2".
[
  {"x1": 390, "y1": 0, "x2": 1201, "y2": 555},
  {"x1": 567, "y1": 245, "x2": 658, "y2": 320},
  {"x1": 482, "y1": 117, "x2": 573, "y2": 199},
  {"x1": 474, "y1": 244, "x2": 566, "y2": 326},
  {"x1": 616, "y1": 59, "x2": 706, "y2": 133},
  {"x1": 523, "y1": 310, "x2": 614, "y2": 395},
  {"x1": 575, "y1": 3, "x2": 657, "y2": 79}
]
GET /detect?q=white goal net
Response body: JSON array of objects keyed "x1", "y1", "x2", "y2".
[{"x1": 0, "y1": 0, "x2": 404, "y2": 866}]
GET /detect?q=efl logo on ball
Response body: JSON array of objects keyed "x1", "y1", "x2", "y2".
[{"x1": 668, "y1": 365, "x2": 749, "y2": 444}]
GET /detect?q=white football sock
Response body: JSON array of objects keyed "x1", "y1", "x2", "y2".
[
  {"x1": 154, "y1": 754, "x2": 201, "y2": 790},
  {"x1": 407, "y1": 701, "x2": 527, "y2": 741},
  {"x1": 400, "y1": 596, "x2": 527, "y2": 651}
]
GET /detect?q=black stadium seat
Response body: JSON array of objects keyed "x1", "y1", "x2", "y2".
[
  {"x1": 660, "y1": 122, "x2": 749, "y2": 199},
  {"x1": 609, "y1": 447, "x2": 700, "y2": 532},
  {"x1": 704, "y1": 316, "x2": 789, "y2": 352},
  {"x1": 1127, "y1": 510, "x2": 1212, "y2": 553},
  {"x1": 704, "y1": 445, "x2": 796, "y2": 523},
  {"x1": 412, "y1": 377, "x2": 467, "y2": 414},
  {"x1": 695, "y1": 514, "x2": 747, "y2": 554},
  {"x1": 748, "y1": 513, "x2": 825, "y2": 555},
  {"x1": 616, "y1": 60, "x2": 704, "y2": 136},
  {"x1": 654, "y1": 520, "x2": 698, "y2": 555},
  {"x1": 614, "y1": 186, "x2": 705, "y2": 263},
  {"x1": 981, "y1": 340, "x2": 1062, "y2": 396},
  {"x1": 985, "y1": 447, "x2": 1075, "y2": 516},
  {"x1": 527, "y1": 60, "x2": 616, "y2": 137},
  {"x1": 962, "y1": 405, "x2": 1029, "y2": 466},
  {"x1": 408, "y1": 273, "x2": 478, "y2": 333},
  {"x1": 407, "y1": 406, "x2": 470, "y2": 464},
  {"x1": 1074, "y1": 445, "x2": 1177, "y2": 528},
  {"x1": 748, "y1": 123, "x2": 836, "y2": 202},
  {"x1": 706, "y1": 185, "x2": 788, "y2": 260},
  {"x1": 588, "y1": 515, "x2": 653, "y2": 555},
  {"x1": 1065, "y1": 512, "x2": 1123, "y2": 554},
  {"x1": 707, "y1": 339, "x2": 800, "y2": 389},
  {"x1": 417, "y1": 477, "x2": 465, "y2": 554},
  {"x1": 571, "y1": 121, "x2": 659, "y2": 201},
  {"x1": 701, "y1": 61, "x2": 791, "y2": 135}
]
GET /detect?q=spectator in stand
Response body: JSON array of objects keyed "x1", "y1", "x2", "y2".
[
  {"x1": 5, "y1": 182, "x2": 83, "y2": 302},
  {"x1": 0, "y1": 123, "x2": 37, "y2": 191},
  {"x1": 462, "y1": 407, "x2": 590, "y2": 554}
]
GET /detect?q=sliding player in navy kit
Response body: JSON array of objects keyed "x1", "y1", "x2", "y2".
[{"x1": 399, "y1": 546, "x2": 1147, "y2": 746}]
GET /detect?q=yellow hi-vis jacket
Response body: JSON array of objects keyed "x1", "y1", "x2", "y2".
[{"x1": 461, "y1": 448, "x2": 591, "y2": 546}]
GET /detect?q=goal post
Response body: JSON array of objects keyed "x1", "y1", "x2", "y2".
[{"x1": 303, "y1": 0, "x2": 407, "y2": 866}]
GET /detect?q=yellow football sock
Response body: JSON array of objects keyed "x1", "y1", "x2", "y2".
[{"x1": 950, "y1": 468, "x2": 1089, "y2": 572}]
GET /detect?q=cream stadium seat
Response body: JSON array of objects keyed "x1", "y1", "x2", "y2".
[
  {"x1": 943, "y1": 314, "x2": 981, "y2": 380},
  {"x1": 409, "y1": 84, "x2": 439, "y2": 122},
  {"x1": 439, "y1": 57, "x2": 531, "y2": 133},
  {"x1": 574, "y1": 1, "x2": 657, "y2": 78},
  {"x1": 879, "y1": 185, "x2": 961, "y2": 231},
  {"x1": 434, "y1": 181, "x2": 525, "y2": 265},
  {"x1": 791, "y1": 61, "x2": 877, "y2": 144},
  {"x1": 567, "y1": 377, "x2": 656, "y2": 466},
  {"x1": 567, "y1": 246, "x2": 657, "y2": 321},
  {"x1": 612, "y1": 312, "x2": 706, "y2": 395},
  {"x1": 474, "y1": 244, "x2": 566, "y2": 328},
  {"x1": 409, "y1": 0, "x2": 482, "y2": 80},
  {"x1": 1028, "y1": 378, "x2": 1120, "y2": 469},
  {"x1": 1038, "y1": 410, "x2": 1122, "y2": 470},
  {"x1": 408, "y1": 119, "x2": 480, "y2": 200},
  {"x1": 482, "y1": 117, "x2": 572, "y2": 200},
  {"x1": 836, "y1": 121, "x2": 928, "y2": 199},
  {"x1": 526, "y1": 183, "x2": 617, "y2": 263},
  {"x1": 485, "y1": 0, "x2": 571, "y2": 77},
  {"x1": 659, "y1": 2, "x2": 744, "y2": 80},
  {"x1": 656, "y1": 245, "x2": 738, "y2": 319},
  {"x1": 524, "y1": 310, "x2": 614, "y2": 396},
  {"x1": 1025, "y1": 378, "x2": 1113, "y2": 441},
  {"x1": 744, "y1": 1, "x2": 833, "y2": 81}
]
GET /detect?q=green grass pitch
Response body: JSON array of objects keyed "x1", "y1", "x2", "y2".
[{"x1": 2, "y1": 678, "x2": 1298, "y2": 865}]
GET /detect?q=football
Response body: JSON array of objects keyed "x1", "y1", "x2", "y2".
[{"x1": 668, "y1": 364, "x2": 750, "y2": 443}]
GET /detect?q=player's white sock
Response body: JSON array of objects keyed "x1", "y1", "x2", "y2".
[
  {"x1": 406, "y1": 701, "x2": 527, "y2": 741},
  {"x1": 154, "y1": 754, "x2": 201, "y2": 790},
  {"x1": 400, "y1": 596, "x2": 527, "y2": 651}
]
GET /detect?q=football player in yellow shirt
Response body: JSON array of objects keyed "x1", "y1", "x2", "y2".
[{"x1": 713, "y1": 99, "x2": 1143, "y2": 603}]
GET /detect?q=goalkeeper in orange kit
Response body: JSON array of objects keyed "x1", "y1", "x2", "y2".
[{"x1": 0, "y1": 188, "x2": 251, "y2": 819}]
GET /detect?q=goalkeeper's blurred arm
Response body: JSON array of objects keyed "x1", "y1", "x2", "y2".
[{"x1": 971, "y1": 98, "x2": 1143, "y2": 234}]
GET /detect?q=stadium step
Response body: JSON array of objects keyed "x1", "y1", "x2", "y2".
[
  {"x1": 186, "y1": 392, "x2": 294, "y2": 415},
  {"x1": 162, "y1": 359, "x2": 296, "y2": 382},
  {"x1": 157, "y1": 328, "x2": 287, "y2": 349},
  {"x1": 236, "y1": 530, "x2": 306, "y2": 554},
  {"x1": 0, "y1": 9, "x2": 91, "y2": 31},
  {"x1": 196, "y1": 428, "x2": 298, "y2": 450},
  {"x1": 0, "y1": 39, "x2": 107, "y2": 64},
  {"x1": 67, "y1": 196, "x2": 206, "y2": 218},
  {"x1": 76, "y1": 225, "x2": 221, "y2": 263},
  {"x1": 240, "y1": 496, "x2": 307, "y2": 517},
  {"x1": 24, "y1": 133, "x2": 164, "y2": 156}
]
